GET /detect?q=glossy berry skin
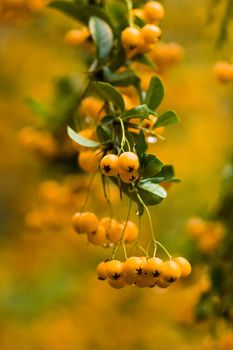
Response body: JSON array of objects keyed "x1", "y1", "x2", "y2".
[
  {"x1": 122, "y1": 220, "x2": 139, "y2": 243},
  {"x1": 105, "y1": 260, "x2": 124, "y2": 280},
  {"x1": 121, "y1": 27, "x2": 141, "y2": 48},
  {"x1": 87, "y1": 225, "x2": 107, "y2": 245},
  {"x1": 143, "y1": 1, "x2": 165, "y2": 22},
  {"x1": 213, "y1": 61, "x2": 233, "y2": 83},
  {"x1": 174, "y1": 257, "x2": 191, "y2": 278},
  {"x1": 100, "y1": 154, "x2": 119, "y2": 176},
  {"x1": 65, "y1": 28, "x2": 90, "y2": 46},
  {"x1": 135, "y1": 274, "x2": 156, "y2": 288},
  {"x1": 118, "y1": 152, "x2": 140, "y2": 173},
  {"x1": 96, "y1": 261, "x2": 108, "y2": 280},
  {"x1": 72, "y1": 212, "x2": 99, "y2": 234},
  {"x1": 123, "y1": 257, "x2": 146, "y2": 281},
  {"x1": 141, "y1": 24, "x2": 161, "y2": 44},
  {"x1": 143, "y1": 257, "x2": 164, "y2": 278},
  {"x1": 162, "y1": 260, "x2": 181, "y2": 283}
]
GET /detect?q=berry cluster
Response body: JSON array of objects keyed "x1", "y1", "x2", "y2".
[
  {"x1": 97, "y1": 256, "x2": 191, "y2": 289},
  {"x1": 72, "y1": 212, "x2": 139, "y2": 246},
  {"x1": 122, "y1": 2, "x2": 164, "y2": 58}
]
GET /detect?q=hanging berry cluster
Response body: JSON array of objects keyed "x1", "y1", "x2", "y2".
[{"x1": 49, "y1": 0, "x2": 192, "y2": 289}]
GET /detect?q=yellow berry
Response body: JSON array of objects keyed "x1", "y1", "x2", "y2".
[
  {"x1": 143, "y1": 257, "x2": 165, "y2": 278},
  {"x1": 141, "y1": 24, "x2": 161, "y2": 44},
  {"x1": 105, "y1": 260, "x2": 124, "y2": 280},
  {"x1": 96, "y1": 261, "x2": 108, "y2": 280},
  {"x1": 162, "y1": 260, "x2": 181, "y2": 283},
  {"x1": 78, "y1": 149, "x2": 102, "y2": 173},
  {"x1": 87, "y1": 224, "x2": 107, "y2": 245},
  {"x1": 122, "y1": 220, "x2": 139, "y2": 243},
  {"x1": 121, "y1": 27, "x2": 141, "y2": 48},
  {"x1": 100, "y1": 154, "x2": 119, "y2": 176},
  {"x1": 174, "y1": 257, "x2": 192, "y2": 278},
  {"x1": 72, "y1": 211, "x2": 99, "y2": 234},
  {"x1": 118, "y1": 152, "x2": 140, "y2": 173},
  {"x1": 143, "y1": 1, "x2": 165, "y2": 22}
]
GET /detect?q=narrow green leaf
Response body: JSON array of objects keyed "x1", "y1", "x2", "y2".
[
  {"x1": 26, "y1": 98, "x2": 50, "y2": 120},
  {"x1": 139, "y1": 165, "x2": 181, "y2": 184},
  {"x1": 105, "y1": 0, "x2": 130, "y2": 36},
  {"x1": 67, "y1": 126, "x2": 100, "y2": 148},
  {"x1": 134, "y1": 54, "x2": 156, "y2": 69},
  {"x1": 155, "y1": 110, "x2": 180, "y2": 128},
  {"x1": 122, "y1": 104, "x2": 149, "y2": 120},
  {"x1": 89, "y1": 17, "x2": 113, "y2": 62},
  {"x1": 91, "y1": 81, "x2": 125, "y2": 111},
  {"x1": 141, "y1": 154, "x2": 163, "y2": 177}
]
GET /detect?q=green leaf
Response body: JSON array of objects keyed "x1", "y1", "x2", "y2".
[
  {"x1": 96, "y1": 124, "x2": 112, "y2": 142},
  {"x1": 89, "y1": 17, "x2": 113, "y2": 62},
  {"x1": 105, "y1": 0, "x2": 130, "y2": 36},
  {"x1": 67, "y1": 126, "x2": 101, "y2": 148},
  {"x1": 25, "y1": 98, "x2": 50, "y2": 120},
  {"x1": 145, "y1": 76, "x2": 164, "y2": 111},
  {"x1": 122, "y1": 104, "x2": 149, "y2": 120},
  {"x1": 141, "y1": 154, "x2": 163, "y2": 177},
  {"x1": 91, "y1": 81, "x2": 125, "y2": 111},
  {"x1": 135, "y1": 130, "x2": 148, "y2": 159},
  {"x1": 102, "y1": 67, "x2": 140, "y2": 87},
  {"x1": 155, "y1": 110, "x2": 180, "y2": 128},
  {"x1": 49, "y1": 1, "x2": 112, "y2": 26},
  {"x1": 140, "y1": 165, "x2": 180, "y2": 184},
  {"x1": 137, "y1": 182, "x2": 167, "y2": 206},
  {"x1": 134, "y1": 54, "x2": 156, "y2": 69}
]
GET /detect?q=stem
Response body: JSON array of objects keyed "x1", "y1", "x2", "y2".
[
  {"x1": 80, "y1": 171, "x2": 97, "y2": 212},
  {"x1": 155, "y1": 240, "x2": 172, "y2": 260},
  {"x1": 116, "y1": 117, "x2": 127, "y2": 152}
]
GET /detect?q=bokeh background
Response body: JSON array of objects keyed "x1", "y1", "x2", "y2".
[{"x1": 0, "y1": 1, "x2": 233, "y2": 349}]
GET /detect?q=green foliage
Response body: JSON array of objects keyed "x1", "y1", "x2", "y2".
[
  {"x1": 155, "y1": 110, "x2": 180, "y2": 128},
  {"x1": 145, "y1": 76, "x2": 164, "y2": 110},
  {"x1": 91, "y1": 81, "x2": 125, "y2": 111},
  {"x1": 67, "y1": 126, "x2": 101, "y2": 148}
]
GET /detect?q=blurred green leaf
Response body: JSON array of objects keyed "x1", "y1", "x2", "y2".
[
  {"x1": 145, "y1": 76, "x2": 164, "y2": 111},
  {"x1": 155, "y1": 110, "x2": 180, "y2": 128},
  {"x1": 122, "y1": 104, "x2": 149, "y2": 119},
  {"x1": 96, "y1": 124, "x2": 112, "y2": 142},
  {"x1": 103, "y1": 67, "x2": 140, "y2": 87},
  {"x1": 105, "y1": 0, "x2": 130, "y2": 36},
  {"x1": 89, "y1": 17, "x2": 113, "y2": 62},
  {"x1": 67, "y1": 126, "x2": 101, "y2": 148},
  {"x1": 135, "y1": 130, "x2": 148, "y2": 159},
  {"x1": 91, "y1": 81, "x2": 125, "y2": 111},
  {"x1": 141, "y1": 154, "x2": 163, "y2": 177},
  {"x1": 137, "y1": 181, "x2": 167, "y2": 206}
]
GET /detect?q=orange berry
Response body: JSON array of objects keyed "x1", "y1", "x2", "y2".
[
  {"x1": 119, "y1": 171, "x2": 139, "y2": 184},
  {"x1": 141, "y1": 24, "x2": 161, "y2": 44},
  {"x1": 156, "y1": 278, "x2": 170, "y2": 288},
  {"x1": 186, "y1": 216, "x2": 206, "y2": 238},
  {"x1": 78, "y1": 149, "x2": 102, "y2": 173},
  {"x1": 100, "y1": 154, "x2": 119, "y2": 176},
  {"x1": 87, "y1": 224, "x2": 107, "y2": 245},
  {"x1": 108, "y1": 278, "x2": 126, "y2": 289},
  {"x1": 72, "y1": 211, "x2": 99, "y2": 234},
  {"x1": 123, "y1": 256, "x2": 146, "y2": 284},
  {"x1": 121, "y1": 27, "x2": 141, "y2": 48},
  {"x1": 105, "y1": 260, "x2": 124, "y2": 280},
  {"x1": 162, "y1": 260, "x2": 181, "y2": 283},
  {"x1": 79, "y1": 97, "x2": 105, "y2": 120},
  {"x1": 118, "y1": 152, "x2": 140, "y2": 173},
  {"x1": 100, "y1": 217, "x2": 122, "y2": 243},
  {"x1": 213, "y1": 61, "x2": 233, "y2": 83},
  {"x1": 135, "y1": 274, "x2": 156, "y2": 288},
  {"x1": 143, "y1": 257, "x2": 164, "y2": 278},
  {"x1": 96, "y1": 261, "x2": 108, "y2": 280},
  {"x1": 174, "y1": 257, "x2": 192, "y2": 278},
  {"x1": 143, "y1": 1, "x2": 165, "y2": 22},
  {"x1": 65, "y1": 27, "x2": 90, "y2": 46},
  {"x1": 122, "y1": 220, "x2": 139, "y2": 243}
]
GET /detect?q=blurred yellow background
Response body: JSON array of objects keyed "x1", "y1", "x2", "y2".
[{"x1": 0, "y1": 1, "x2": 233, "y2": 349}]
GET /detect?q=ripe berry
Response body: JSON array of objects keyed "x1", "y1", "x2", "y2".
[
  {"x1": 100, "y1": 154, "x2": 119, "y2": 176},
  {"x1": 87, "y1": 224, "x2": 107, "y2": 245},
  {"x1": 79, "y1": 97, "x2": 104, "y2": 120},
  {"x1": 121, "y1": 27, "x2": 141, "y2": 48},
  {"x1": 123, "y1": 256, "x2": 146, "y2": 284},
  {"x1": 100, "y1": 217, "x2": 122, "y2": 243},
  {"x1": 78, "y1": 149, "x2": 102, "y2": 173},
  {"x1": 105, "y1": 260, "x2": 124, "y2": 280},
  {"x1": 122, "y1": 220, "x2": 139, "y2": 243},
  {"x1": 72, "y1": 211, "x2": 99, "y2": 234},
  {"x1": 174, "y1": 257, "x2": 192, "y2": 278},
  {"x1": 141, "y1": 24, "x2": 161, "y2": 44},
  {"x1": 213, "y1": 61, "x2": 233, "y2": 83},
  {"x1": 119, "y1": 171, "x2": 139, "y2": 184},
  {"x1": 118, "y1": 152, "x2": 140, "y2": 173},
  {"x1": 143, "y1": 1, "x2": 165, "y2": 22},
  {"x1": 96, "y1": 261, "x2": 108, "y2": 280},
  {"x1": 156, "y1": 278, "x2": 170, "y2": 288},
  {"x1": 65, "y1": 27, "x2": 90, "y2": 46},
  {"x1": 162, "y1": 260, "x2": 181, "y2": 283},
  {"x1": 108, "y1": 278, "x2": 126, "y2": 289},
  {"x1": 143, "y1": 257, "x2": 164, "y2": 278},
  {"x1": 135, "y1": 274, "x2": 156, "y2": 288}
]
